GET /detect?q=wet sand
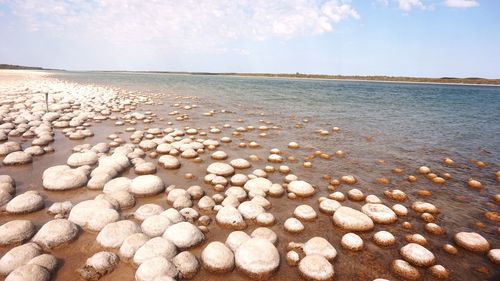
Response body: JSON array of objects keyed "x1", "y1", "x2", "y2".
[{"x1": 0, "y1": 70, "x2": 499, "y2": 281}]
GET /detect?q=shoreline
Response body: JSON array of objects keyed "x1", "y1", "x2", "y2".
[{"x1": 16, "y1": 68, "x2": 497, "y2": 88}]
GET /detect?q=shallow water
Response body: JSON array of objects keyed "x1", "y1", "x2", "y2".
[{"x1": 1, "y1": 71, "x2": 499, "y2": 281}]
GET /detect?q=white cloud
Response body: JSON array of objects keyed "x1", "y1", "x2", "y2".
[
  {"x1": 443, "y1": 0, "x2": 479, "y2": 8},
  {"x1": 4, "y1": 0, "x2": 360, "y2": 53},
  {"x1": 398, "y1": 0, "x2": 425, "y2": 11}
]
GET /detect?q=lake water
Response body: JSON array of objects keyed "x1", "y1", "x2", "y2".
[{"x1": 1, "y1": 70, "x2": 498, "y2": 281}]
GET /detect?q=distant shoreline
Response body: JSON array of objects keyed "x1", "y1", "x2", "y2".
[{"x1": 2, "y1": 65, "x2": 499, "y2": 87}]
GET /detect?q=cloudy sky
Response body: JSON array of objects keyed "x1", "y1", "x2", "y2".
[{"x1": 0, "y1": 0, "x2": 498, "y2": 77}]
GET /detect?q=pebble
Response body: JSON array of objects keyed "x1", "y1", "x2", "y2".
[{"x1": 373, "y1": 231, "x2": 396, "y2": 247}]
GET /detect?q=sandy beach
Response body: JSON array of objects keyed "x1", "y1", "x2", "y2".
[{"x1": 0, "y1": 70, "x2": 499, "y2": 281}]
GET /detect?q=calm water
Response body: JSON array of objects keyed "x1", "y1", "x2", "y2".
[
  {"x1": 1, "y1": 70, "x2": 499, "y2": 280},
  {"x1": 56, "y1": 71, "x2": 500, "y2": 164}
]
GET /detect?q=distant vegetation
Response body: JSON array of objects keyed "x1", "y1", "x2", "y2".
[
  {"x1": 0, "y1": 64, "x2": 46, "y2": 70},
  {"x1": 222, "y1": 73, "x2": 500, "y2": 85}
]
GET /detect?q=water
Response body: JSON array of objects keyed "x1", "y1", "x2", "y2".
[
  {"x1": 57, "y1": 71, "x2": 500, "y2": 164},
  {"x1": 1, "y1": 70, "x2": 499, "y2": 281}
]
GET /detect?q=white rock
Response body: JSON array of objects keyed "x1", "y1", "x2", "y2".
[
  {"x1": 333, "y1": 206, "x2": 374, "y2": 231},
  {"x1": 361, "y1": 203, "x2": 398, "y2": 224},
  {"x1": 129, "y1": 175, "x2": 165, "y2": 197},
  {"x1": 163, "y1": 222, "x2": 204, "y2": 249},
  {"x1": 287, "y1": 180, "x2": 315, "y2": 197},
  {"x1": 201, "y1": 242, "x2": 234, "y2": 273},
  {"x1": 158, "y1": 155, "x2": 181, "y2": 169},
  {"x1": 225, "y1": 231, "x2": 251, "y2": 252},
  {"x1": 96, "y1": 220, "x2": 141, "y2": 248},
  {"x1": 0, "y1": 220, "x2": 35, "y2": 246},
  {"x1": 135, "y1": 256, "x2": 178, "y2": 281},
  {"x1": 43, "y1": 165, "x2": 88, "y2": 191},
  {"x1": 303, "y1": 237, "x2": 337, "y2": 260},
  {"x1": 4, "y1": 264, "x2": 50, "y2": 281},
  {"x1": 6, "y1": 191, "x2": 44, "y2": 214},
  {"x1": 341, "y1": 233, "x2": 364, "y2": 251},
  {"x1": 238, "y1": 201, "x2": 265, "y2": 220},
  {"x1": 235, "y1": 238, "x2": 280, "y2": 279},
  {"x1": 294, "y1": 204, "x2": 317, "y2": 220},
  {"x1": 77, "y1": 251, "x2": 119, "y2": 280},
  {"x1": 32, "y1": 219, "x2": 79, "y2": 249},
  {"x1": 0, "y1": 243, "x2": 41, "y2": 275},
  {"x1": 298, "y1": 254, "x2": 334, "y2": 281},
  {"x1": 172, "y1": 251, "x2": 199, "y2": 279},
  {"x1": 216, "y1": 206, "x2": 246, "y2": 229},
  {"x1": 68, "y1": 199, "x2": 119, "y2": 232},
  {"x1": 133, "y1": 237, "x2": 177, "y2": 266},
  {"x1": 134, "y1": 204, "x2": 164, "y2": 221},
  {"x1": 400, "y1": 243, "x2": 436, "y2": 267},
  {"x1": 141, "y1": 215, "x2": 172, "y2": 237},
  {"x1": 284, "y1": 218, "x2": 305, "y2": 233},
  {"x1": 119, "y1": 233, "x2": 149, "y2": 259},
  {"x1": 206, "y1": 162, "x2": 235, "y2": 177},
  {"x1": 67, "y1": 151, "x2": 98, "y2": 167},
  {"x1": 2, "y1": 151, "x2": 32, "y2": 165},
  {"x1": 454, "y1": 232, "x2": 490, "y2": 253},
  {"x1": 251, "y1": 227, "x2": 278, "y2": 245}
]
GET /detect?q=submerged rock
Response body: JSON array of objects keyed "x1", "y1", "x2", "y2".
[
  {"x1": 5, "y1": 264, "x2": 50, "y2": 281},
  {"x1": 43, "y1": 165, "x2": 88, "y2": 191},
  {"x1": 77, "y1": 251, "x2": 119, "y2": 280},
  {"x1": 400, "y1": 243, "x2": 436, "y2": 267},
  {"x1": 302, "y1": 237, "x2": 337, "y2": 261},
  {"x1": 287, "y1": 180, "x2": 315, "y2": 197},
  {"x1": 172, "y1": 251, "x2": 199, "y2": 279},
  {"x1": 454, "y1": 232, "x2": 490, "y2": 253},
  {"x1": 129, "y1": 175, "x2": 165, "y2": 197},
  {"x1": 68, "y1": 199, "x2": 119, "y2": 232},
  {"x1": 133, "y1": 237, "x2": 177, "y2": 266},
  {"x1": 135, "y1": 256, "x2": 178, "y2": 281}
]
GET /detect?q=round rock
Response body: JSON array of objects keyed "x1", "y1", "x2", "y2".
[
  {"x1": 333, "y1": 206, "x2": 374, "y2": 231},
  {"x1": 163, "y1": 222, "x2": 204, "y2": 249},
  {"x1": 235, "y1": 238, "x2": 280, "y2": 279},
  {"x1": 0, "y1": 220, "x2": 35, "y2": 246},
  {"x1": 287, "y1": 180, "x2": 315, "y2": 197},
  {"x1": 201, "y1": 242, "x2": 234, "y2": 273},
  {"x1": 96, "y1": 220, "x2": 141, "y2": 248},
  {"x1": 32, "y1": 219, "x2": 79, "y2": 249},
  {"x1": 129, "y1": 175, "x2": 165, "y2": 197}
]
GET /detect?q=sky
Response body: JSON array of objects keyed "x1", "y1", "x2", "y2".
[{"x1": 0, "y1": 0, "x2": 499, "y2": 78}]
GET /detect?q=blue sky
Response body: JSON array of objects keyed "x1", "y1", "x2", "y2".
[{"x1": 0, "y1": 0, "x2": 499, "y2": 78}]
